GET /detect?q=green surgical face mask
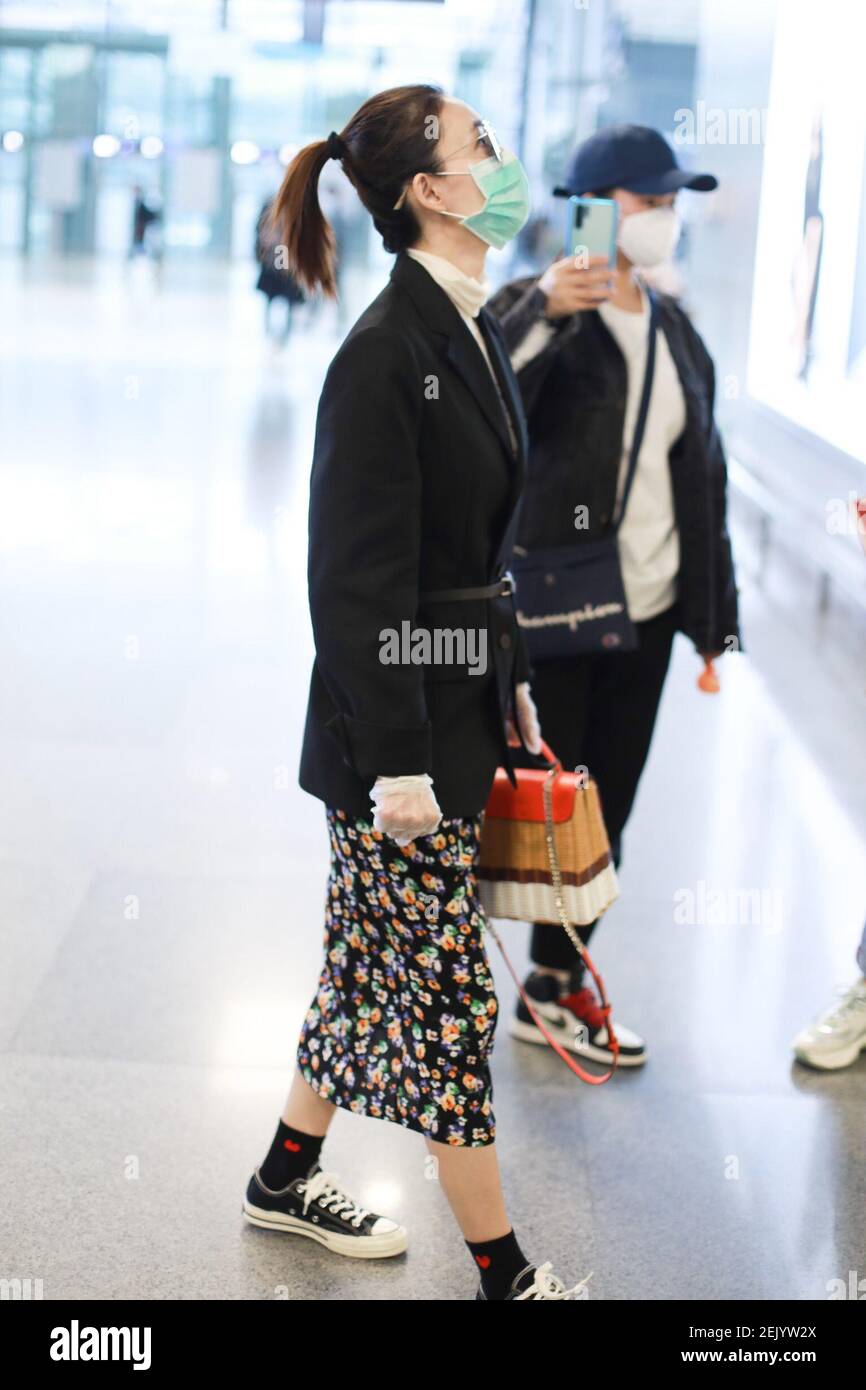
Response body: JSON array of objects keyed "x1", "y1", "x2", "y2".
[{"x1": 437, "y1": 149, "x2": 532, "y2": 250}]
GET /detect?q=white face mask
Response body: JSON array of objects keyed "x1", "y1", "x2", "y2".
[{"x1": 617, "y1": 205, "x2": 681, "y2": 267}]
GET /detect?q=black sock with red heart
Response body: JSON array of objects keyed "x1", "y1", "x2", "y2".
[
  {"x1": 467, "y1": 1229, "x2": 532, "y2": 1300},
  {"x1": 258, "y1": 1119, "x2": 324, "y2": 1191}
]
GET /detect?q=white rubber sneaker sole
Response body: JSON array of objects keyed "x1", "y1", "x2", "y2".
[
  {"x1": 509, "y1": 1015, "x2": 648, "y2": 1067},
  {"x1": 242, "y1": 1200, "x2": 407, "y2": 1259},
  {"x1": 793, "y1": 1037, "x2": 866, "y2": 1071}
]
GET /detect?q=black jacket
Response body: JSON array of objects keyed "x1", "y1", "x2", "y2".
[
  {"x1": 299, "y1": 252, "x2": 531, "y2": 818},
  {"x1": 487, "y1": 277, "x2": 740, "y2": 655}
]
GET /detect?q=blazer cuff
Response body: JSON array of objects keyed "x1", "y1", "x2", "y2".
[{"x1": 325, "y1": 711, "x2": 433, "y2": 779}]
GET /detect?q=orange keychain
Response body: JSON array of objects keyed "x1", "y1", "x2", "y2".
[{"x1": 697, "y1": 657, "x2": 720, "y2": 693}]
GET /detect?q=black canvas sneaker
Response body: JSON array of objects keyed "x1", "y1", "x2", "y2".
[
  {"x1": 243, "y1": 1163, "x2": 407, "y2": 1258},
  {"x1": 476, "y1": 1261, "x2": 593, "y2": 1300}
]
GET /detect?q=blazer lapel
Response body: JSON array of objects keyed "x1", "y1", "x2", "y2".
[
  {"x1": 390, "y1": 254, "x2": 527, "y2": 576},
  {"x1": 445, "y1": 325, "x2": 517, "y2": 463},
  {"x1": 391, "y1": 253, "x2": 523, "y2": 469},
  {"x1": 478, "y1": 307, "x2": 528, "y2": 475}
]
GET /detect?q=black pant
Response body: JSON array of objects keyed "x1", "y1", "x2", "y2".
[{"x1": 528, "y1": 603, "x2": 679, "y2": 976}]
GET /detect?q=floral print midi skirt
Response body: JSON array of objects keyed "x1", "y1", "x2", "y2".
[{"x1": 297, "y1": 808, "x2": 498, "y2": 1146}]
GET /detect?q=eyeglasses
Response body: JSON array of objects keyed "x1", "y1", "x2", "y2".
[
  {"x1": 392, "y1": 118, "x2": 502, "y2": 211},
  {"x1": 438, "y1": 119, "x2": 503, "y2": 166}
]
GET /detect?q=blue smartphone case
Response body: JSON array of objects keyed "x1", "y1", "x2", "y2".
[{"x1": 566, "y1": 196, "x2": 619, "y2": 267}]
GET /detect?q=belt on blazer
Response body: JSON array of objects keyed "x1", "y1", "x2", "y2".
[{"x1": 419, "y1": 571, "x2": 514, "y2": 603}]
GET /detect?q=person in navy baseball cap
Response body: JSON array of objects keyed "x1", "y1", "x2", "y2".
[
  {"x1": 487, "y1": 126, "x2": 737, "y2": 1070},
  {"x1": 550, "y1": 124, "x2": 718, "y2": 272},
  {"x1": 554, "y1": 123, "x2": 718, "y2": 198}
]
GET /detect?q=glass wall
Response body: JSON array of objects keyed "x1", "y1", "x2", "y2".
[
  {"x1": 517, "y1": 0, "x2": 706, "y2": 276},
  {"x1": 0, "y1": 43, "x2": 32, "y2": 249},
  {"x1": 4, "y1": 0, "x2": 858, "y2": 443},
  {"x1": 0, "y1": 0, "x2": 531, "y2": 268}
]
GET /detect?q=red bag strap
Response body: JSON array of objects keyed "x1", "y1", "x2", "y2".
[
  {"x1": 508, "y1": 734, "x2": 562, "y2": 772},
  {"x1": 536, "y1": 738, "x2": 562, "y2": 771},
  {"x1": 486, "y1": 919, "x2": 619, "y2": 1085}
]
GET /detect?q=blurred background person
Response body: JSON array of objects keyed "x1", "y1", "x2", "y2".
[
  {"x1": 254, "y1": 195, "x2": 305, "y2": 345},
  {"x1": 128, "y1": 184, "x2": 162, "y2": 261}
]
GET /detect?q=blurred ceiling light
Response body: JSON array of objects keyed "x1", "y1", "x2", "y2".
[
  {"x1": 140, "y1": 135, "x2": 164, "y2": 159},
  {"x1": 278, "y1": 143, "x2": 298, "y2": 166},
  {"x1": 93, "y1": 134, "x2": 121, "y2": 158},
  {"x1": 230, "y1": 139, "x2": 260, "y2": 165},
  {"x1": 2, "y1": 130, "x2": 24, "y2": 153}
]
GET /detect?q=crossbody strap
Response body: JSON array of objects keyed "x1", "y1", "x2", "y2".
[{"x1": 613, "y1": 287, "x2": 658, "y2": 530}]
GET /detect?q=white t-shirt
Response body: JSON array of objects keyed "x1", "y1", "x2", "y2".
[{"x1": 599, "y1": 285, "x2": 686, "y2": 622}]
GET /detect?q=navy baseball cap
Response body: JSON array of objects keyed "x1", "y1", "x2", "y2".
[{"x1": 554, "y1": 124, "x2": 718, "y2": 197}]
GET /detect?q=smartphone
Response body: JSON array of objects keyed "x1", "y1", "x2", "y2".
[{"x1": 566, "y1": 195, "x2": 619, "y2": 268}]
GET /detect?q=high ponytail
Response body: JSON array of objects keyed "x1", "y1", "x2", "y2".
[
  {"x1": 270, "y1": 138, "x2": 338, "y2": 299},
  {"x1": 270, "y1": 84, "x2": 445, "y2": 299}
]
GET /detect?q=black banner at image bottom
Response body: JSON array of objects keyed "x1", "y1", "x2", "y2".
[{"x1": 6, "y1": 1296, "x2": 861, "y2": 1374}]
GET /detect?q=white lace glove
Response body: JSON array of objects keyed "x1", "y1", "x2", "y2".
[
  {"x1": 369, "y1": 773, "x2": 443, "y2": 847},
  {"x1": 505, "y1": 681, "x2": 543, "y2": 755}
]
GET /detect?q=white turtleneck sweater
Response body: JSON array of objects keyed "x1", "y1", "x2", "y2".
[
  {"x1": 406, "y1": 247, "x2": 494, "y2": 370},
  {"x1": 407, "y1": 247, "x2": 517, "y2": 453}
]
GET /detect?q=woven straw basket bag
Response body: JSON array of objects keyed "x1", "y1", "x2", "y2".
[
  {"x1": 476, "y1": 740, "x2": 621, "y2": 1083},
  {"x1": 477, "y1": 741, "x2": 619, "y2": 931}
]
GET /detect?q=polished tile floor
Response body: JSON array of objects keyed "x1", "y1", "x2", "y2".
[{"x1": 1, "y1": 256, "x2": 865, "y2": 1302}]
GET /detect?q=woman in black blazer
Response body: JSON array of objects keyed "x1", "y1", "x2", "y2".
[{"x1": 241, "y1": 85, "x2": 587, "y2": 1301}]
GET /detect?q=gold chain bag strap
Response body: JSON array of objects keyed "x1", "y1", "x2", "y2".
[{"x1": 478, "y1": 740, "x2": 620, "y2": 1083}]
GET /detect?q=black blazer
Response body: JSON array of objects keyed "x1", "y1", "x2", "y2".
[
  {"x1": 298, "y1": 252, "x2": 531, "y2": 818},
  {"x1": 488, "y1": 277, "x2": 740, "y2": 655}
]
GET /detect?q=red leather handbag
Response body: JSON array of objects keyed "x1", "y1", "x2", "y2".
[{"x1": 478, "y1": 740, "x2": 620, "y2": 1084}]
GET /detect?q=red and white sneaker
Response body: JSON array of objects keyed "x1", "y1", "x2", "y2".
[{"x1": 510, "y1": 970, "x2": 647, "y2": 1067}]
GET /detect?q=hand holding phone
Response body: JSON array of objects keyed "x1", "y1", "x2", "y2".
[
  {"x1": 538, "y1": 194, "x2": 619, "y2": 319},
  {"x1": 539, "y1": 254, "x2": 615, "y2": 319}
]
